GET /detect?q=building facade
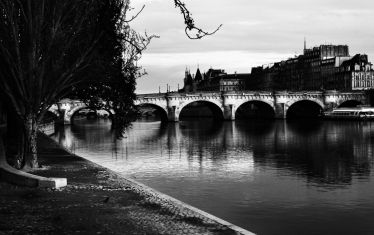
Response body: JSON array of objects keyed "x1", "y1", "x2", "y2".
[
  {"x1": 247, "y1": 44, "x2": 374, "y2": 91},
  {"x1": 182, "y1": 68, "x2": 248, "y2": 92}
]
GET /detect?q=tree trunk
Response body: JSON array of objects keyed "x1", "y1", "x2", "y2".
[
  {"x1": 5, "y1": 106, "x2": 25, "y2": 169},
  {"x1": 24, "y1": 113, "x2": 39, "y2": 168}
]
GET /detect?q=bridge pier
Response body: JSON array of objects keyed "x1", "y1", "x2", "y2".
[
  {"x1": 54, "y1": 110, "x2": 72, "y2": 125},
  {"x1": 167, "y1": 106, "x2": 179, "y2": 122},
  {"x1": 273, "y1": 92, "x2": 287, "y2": 119},
  {"x1": 223, "y1": 105, "x2": 235, "y2": 121},
  {"x1": 274, "y1": 103, "x2": 286, "y2": 119},
  {"x1": 55, "y1": 114, "x2": 66, "y2": 125},
  {"x1": 63, "y1": 114, "x2": 72, "y2": 125},
  {"x1": 53, "y1": 114, "x2": 71, "y2": 125},
  {"x1": 322, "y1": 91, "x2": 339, "y2": 112}
]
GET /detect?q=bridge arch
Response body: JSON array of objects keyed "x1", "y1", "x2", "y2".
[
  {"x1": 46, "y1": 108, "x2": 61, "y2": 118},
  {"x1": 286, "y1": 98, "x2": 325, "y2": 110},
  {"x1": 234, "y1": 100, "x2": 276, "y2": 119},
  {"x1": 286, "y1": 99, "x2": 324, "y2": 119},
  {"x1": 42, "y1": 110, "x2": 60, "y2": 124},
  {"x1": 178, "y1": 100, "x2": 224, "y2": 120},
  {"x1": 136, "y1": 103, "x2": 168, "y2": 122},
  {"x1": 337, "y1": 99, "x2": 363, "y2": 108},
  {"x1": 67, "y1": 105, "x2": 114, "y2": 124}
]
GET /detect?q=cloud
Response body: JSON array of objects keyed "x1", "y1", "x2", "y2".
[
  {"x1": 136, "y1": 50, "x2": 294, "y2": 94},
  {"x1": 131, "y1": 0, "x2": 374, "y2": 93}
]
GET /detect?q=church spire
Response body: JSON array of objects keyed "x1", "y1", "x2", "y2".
[{"x1": 195, "y1": 66, "x2": 202, "y2": 82}]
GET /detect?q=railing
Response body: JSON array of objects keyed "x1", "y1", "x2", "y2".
[{"x1": 136, "y1": 90, "x2": 366, "y2": 99}]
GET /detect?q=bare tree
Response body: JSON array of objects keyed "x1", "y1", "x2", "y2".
[
  {"x1": 0, "y1": 0, "x2": 220, "y2": 170},
  {"x1": 132, "y1": 0, "x2": 222, "y2": 39},
  {"x1": 0, "y1": 0, "x2": 100, "y2": 168}
]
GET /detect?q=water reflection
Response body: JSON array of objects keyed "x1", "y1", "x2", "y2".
[
  {"x1": 54, "y1": 118, "x2": 374, "y2": 235},
  {"x1": 56, "y1": 119, "x2": 374, "y2": 186}
]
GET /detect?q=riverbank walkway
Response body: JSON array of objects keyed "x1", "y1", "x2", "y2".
[{"x1": 0, "y1": 134, "x2": 254, "y2": 235}]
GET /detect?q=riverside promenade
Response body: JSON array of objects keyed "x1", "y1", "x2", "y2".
[{"x1": 0, "y1": 133, "x2": 254, "y2": 235}]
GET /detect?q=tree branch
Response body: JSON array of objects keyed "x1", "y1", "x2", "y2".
[
  {"x1": 124, "y1": 4, "x2": 145, "y2": 23},
  {"x1": 173, "y1": 0, "x2": 222, "y2": 39}
]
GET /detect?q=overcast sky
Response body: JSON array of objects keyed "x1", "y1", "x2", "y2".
[{"x1": 131, "y1": 0, "x2": 374, "y2": 94}]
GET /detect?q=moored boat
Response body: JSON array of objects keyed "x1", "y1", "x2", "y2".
[{"x1": 324, "y1": 106, "x2": 374, "y2": 120}]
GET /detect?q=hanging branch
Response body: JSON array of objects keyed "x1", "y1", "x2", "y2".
[
  {"x1": 173, "y1": 0, "x2": 222, "y2": 39},
  {"x1": 124, "y1": 4, "x2": 145, "y2": 23}
]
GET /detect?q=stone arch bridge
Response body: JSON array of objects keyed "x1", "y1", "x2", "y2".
[
  {"x1": 48, "y1": 99, "x2": 114, "y2": 125},
  {"x1": 135, "y1": 90, "x2": 367, "y2": 121},
  {"x1": 49, "y1": 91, "x2": 367, "y2": 124}
]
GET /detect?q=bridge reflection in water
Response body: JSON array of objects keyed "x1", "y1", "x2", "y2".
[{"x1": 54, "y1": 119, "x2": 374, "y2": 235}]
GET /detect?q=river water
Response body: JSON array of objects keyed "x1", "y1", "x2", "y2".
[{"x1": 53, "y1": 118, "x2": 374, "y2": 235}]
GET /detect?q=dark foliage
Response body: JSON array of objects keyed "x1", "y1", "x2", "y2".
[
  {"x1": 0, "y1": 0, "x2": 105, "y2": 168},
  {"x1": 71, "y1": 0, "x2": 155, "y2": 137}
]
